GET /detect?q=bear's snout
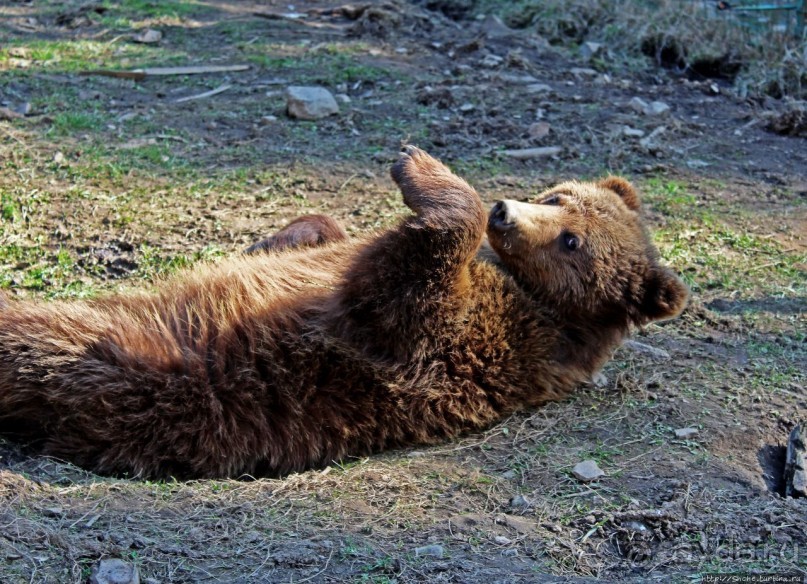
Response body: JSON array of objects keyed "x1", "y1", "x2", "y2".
[{"x1": 489, "y1": 201, "x2": 516, "y2": 231}]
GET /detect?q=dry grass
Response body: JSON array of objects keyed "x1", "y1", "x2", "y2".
[{"x1": 482, "y1": 0, "x2": 807, "y2": 100}]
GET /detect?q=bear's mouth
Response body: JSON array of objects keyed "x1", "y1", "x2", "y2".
[{"x1": 488, "y1": 201, "x2": 514, "y2": 232}]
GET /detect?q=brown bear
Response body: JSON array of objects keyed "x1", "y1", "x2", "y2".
[
  {"x1": 244, "y1": 214, "x2": 347, "y2": 254},
  {"x1": 0, "y1": 147, "x2": 688, "y2": 479}
]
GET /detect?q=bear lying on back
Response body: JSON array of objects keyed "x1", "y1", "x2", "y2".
[{"x1": 0, "y1": 147, "x2": 687, "y2": 479}]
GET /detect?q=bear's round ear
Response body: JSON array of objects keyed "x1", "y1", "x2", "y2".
[
  {"x1": 639, "y1": 266, "x2": 689, "y2": 323},
  {"x1": 599, "y1": 177, "x2": 640, "y2": 211}
]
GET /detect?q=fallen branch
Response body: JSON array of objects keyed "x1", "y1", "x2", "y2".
[
  {"x1": 175, "y1": 84, "x2": 231, "y2": 103},
  {"x1": 80, "y1": 65, "x2": 250, "y2": 80}
]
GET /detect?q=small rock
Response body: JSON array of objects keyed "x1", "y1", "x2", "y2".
[
  {"x1": 572, "y1": 460, "x2": 605, "y2": 482},
  {"x1": 8, "y1": 47, "x2": 30, "y2": 58},
  {"x1": 42, "y1": 506, "x2": 63, "y2": 517},
  {"x1": 525, "y1": 83, "x2": 552, "y2": 94},
  {"x1": 285, "y1": 86, "x2": 339, "y2": 120},
  {"x1": 639, "y1": 126, "x2": 667, "y2": 149},
  {"x1": 259, "y1": 115, "x2": 278, "y2": 125},
  {"x1": 686, "y1": 159, "x2": 709, "y2": 168},
  {"x1": 501, "y1": 469, "x2": 517, "y2": 480},
  {"x1": 335, "y1": 93, "x2": 351, "y2": 104},
  {"x1": 415, "y1": 544, "x2": 444, "y2": 558},
  {"x1": 629, "y1": 96, "x2": 649, "y2": 114},
  {"x1": 624, "y1": 521, "x2": 650, "y2": 533},
  {"x1": 16, "y1": 102, "x2": 32, "y2": 116},
  {"x1": 528, "y1": 121, "x2": 551, "y2": 140},
  {"x1": 622, "y1": 126, "x2": 645, "y2": 138},
  {"x1": 494, "y1": 535, "x2": 512, "y2": 545},
  {"x1": 591, "y1": 371, "x2": 609, "y2": 388},
  {"x1": 502, "y1": 548, "x2": 518, "y2": 557},
  {"x1": 496, "y1": 74, "x2": 539, "y2": 84},
  {"x1": 674, "y1": 427, "x2": 698, "y2": 439},
  {"x1": 622, "y1": 339, "x2": 670, "y2": 360},
  {"x1": 501, "y1": 146, "x2": 561, "y2": 159},
  {"x1": 570, "y1": 67, "x2": 598, "y2": 78},
  {"x1": 459, "y1": 103, "x2": 475, "y2": 113},
  {"x1": 481, "y1": 15, "x2": 516, "y2": 38},
  {"x1": 480, "y1": 54, "x2": 504, "y2": 68},
  {"x1": 645, "y1": 101, "x2": 671, "y2": 116},
  {"x1": 90, "y1": 559, "x2": 139, "y2": 584},
  {"x1": 509, "y1": 494, "x2": 530, "y2": 508},
  {"x1": 785, "y1": 422, "x2": 806, "y2": 498},
  {"x1": 580, "y1": 41, "x2": 603, "y2": 61},
  {"x1": 132, "y1": 29, "x2": 162, "y2": 44},
  {"x1": 53, "y1": 152, "x2": 65, "y2": 164}
]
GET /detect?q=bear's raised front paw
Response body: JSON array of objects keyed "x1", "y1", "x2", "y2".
[{"x1": 390, "y1": 145, "x2": 462, "y2": 212}]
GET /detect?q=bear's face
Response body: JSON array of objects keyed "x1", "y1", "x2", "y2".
[{"x1": 487, "y1": 177, "x2": 688, "y2": 326}]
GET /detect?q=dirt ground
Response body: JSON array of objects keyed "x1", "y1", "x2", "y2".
[{"x1": 0, "y1": 1, "x2": 805, "y2": 582}]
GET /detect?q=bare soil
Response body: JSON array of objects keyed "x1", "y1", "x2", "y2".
[{"x1": 0, "y1": 1, "x2": 805, "y2": 583}]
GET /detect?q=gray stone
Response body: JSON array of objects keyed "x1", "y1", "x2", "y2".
[
  {"x1": 501, "y1": 146, "x2": 561, "y2": 159},
  {"x1": 572, "y1": 460, "x2": 605, "y2": 482},
  {"x1": 90, "y1": 559, "x2": 139, "y2": 584},
  {"x1": 674, "y1": 427, "x2": 698, "y2": 439},
  {"x1": 622, "y1": 339, "x2": 670, "y2": 360},
  {"x1": 645, "y1": 101, "x2": 671, "y2": 116},
  {"x1": 528, "y1": 121, "x2": 551, "y2": 140},
  {"x1": 570, "y1": 67, "x2": 598, "y2": 77},
  {"x1": 132, "y1": 29, "x2": 162, "y2": 44},
  {"x1": 481, "y1": 15, "x2": 516, "y2": 38},
  {"x1": 629, "y1": 96, "x2": 649, "y2": 113},
  {"x1": 580, "y1": 41, "x2": 603, "y2": 60},
  {"x1": 785, "y1": 422, "x2": 805, "y2": 498},
  {"x1": 622, "y1": 126, "x2": 645, "y2": 138},
  {"x1": 415, "y1": 544, "x2": 444, "y2": 558},
  {"x1": 509, "y1": 494, "x2": 530, "y2": 508},
  {"x1": 285, "y1": 86, "x2": 339, "y2": 120},
  {"x1": 525, "y1": 83, "x2": 552, "y2": 94},
  {"x1": 494, "y1": 535, "x2": 512, "y2": 545}
]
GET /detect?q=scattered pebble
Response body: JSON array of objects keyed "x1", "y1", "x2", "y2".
[
  {"x1": 414, "y1": 544, "x2": 444, "y2": 558},
  {"x1": 285, "y1": 86, "x2": 339, "y2": 120},
  {"x1": 622, "y1": 126, "x2": 645, "y2": 138},
  {"x1": 528, "y1": 121, "x2": 551, "y2": 140},
  {"x1": 459, "y1": 103, "x2": 475, "y2": 113},
  {"x1": 335, "y1": 93, "x2": 352, "y2": 104},
  {"x1": 622, "y1": 340, "x2": 670, "y2": 360},
  {"x1": 674, "y1": 427, "x2": 699, "y2": 439},
  {"x1": 645, "y1": 100, "x2": 671, "y2": 116},
  {"x1": 481, "y1": 15, "x2": 516, "y2": 38},
  {"x1": 132, "y1": 29, "x2": 162, "y2": 44},
  {"x1": 570, "y1": 67, "x2": 598, "y2": 78},
  {"x1": 509, "y1": 494, "x2": 530, "y2": 508},
  {"x1": 580, "y1": 41, "x2": 603, "y2": 61},
  {"x1": 785, "y1": 422, "x2": 805, "y2": 498},
  {"x1": 502, "y1": 548, "x2": 518, "y2": 557},
  {"x1": 501, "y1": 146, "x2": 561, "y2": 159},
  {"x1": 572, "y1": 460, "x2": 605, "y2": 482},
  {"x1": 525, "y1": 83, "x2": 552, "y2": 94},
  {"x1": 494, "y1": 535, "x2": 512, "y2": 545},
  {"x1": 90, "y1": 559, "x2": 139, "y2": 584},
  {"x1": 629, "y1": 97, "x2": 671, "y2": 117}
]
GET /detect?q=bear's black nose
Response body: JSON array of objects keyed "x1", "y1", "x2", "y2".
[{"x1": 489, "y1": 201, "x2": 513, "y2": 230}]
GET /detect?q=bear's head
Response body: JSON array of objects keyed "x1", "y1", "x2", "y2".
[{"x1": 487, "y1": 177, "x2": 688, "y2": 327}]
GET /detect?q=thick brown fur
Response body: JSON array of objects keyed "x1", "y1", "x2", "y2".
[{"x1": 0, "y1": 147, "x2": 688, "y2": 479}]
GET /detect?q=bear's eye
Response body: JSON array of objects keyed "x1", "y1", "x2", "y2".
[
  {"x1": 563, "y1": 233, "x2": 580, "y2": 251},
  {"x1": 540, "y1": 195, "x2": 560, "y2": 205}
]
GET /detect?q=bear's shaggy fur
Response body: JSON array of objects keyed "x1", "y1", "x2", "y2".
[
  {"x1": 0, "y1": 147, "x2": 688, "y2": 479},
  {"x1": 244, "y1": 214, "x2": 347, "y2": 254}
]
